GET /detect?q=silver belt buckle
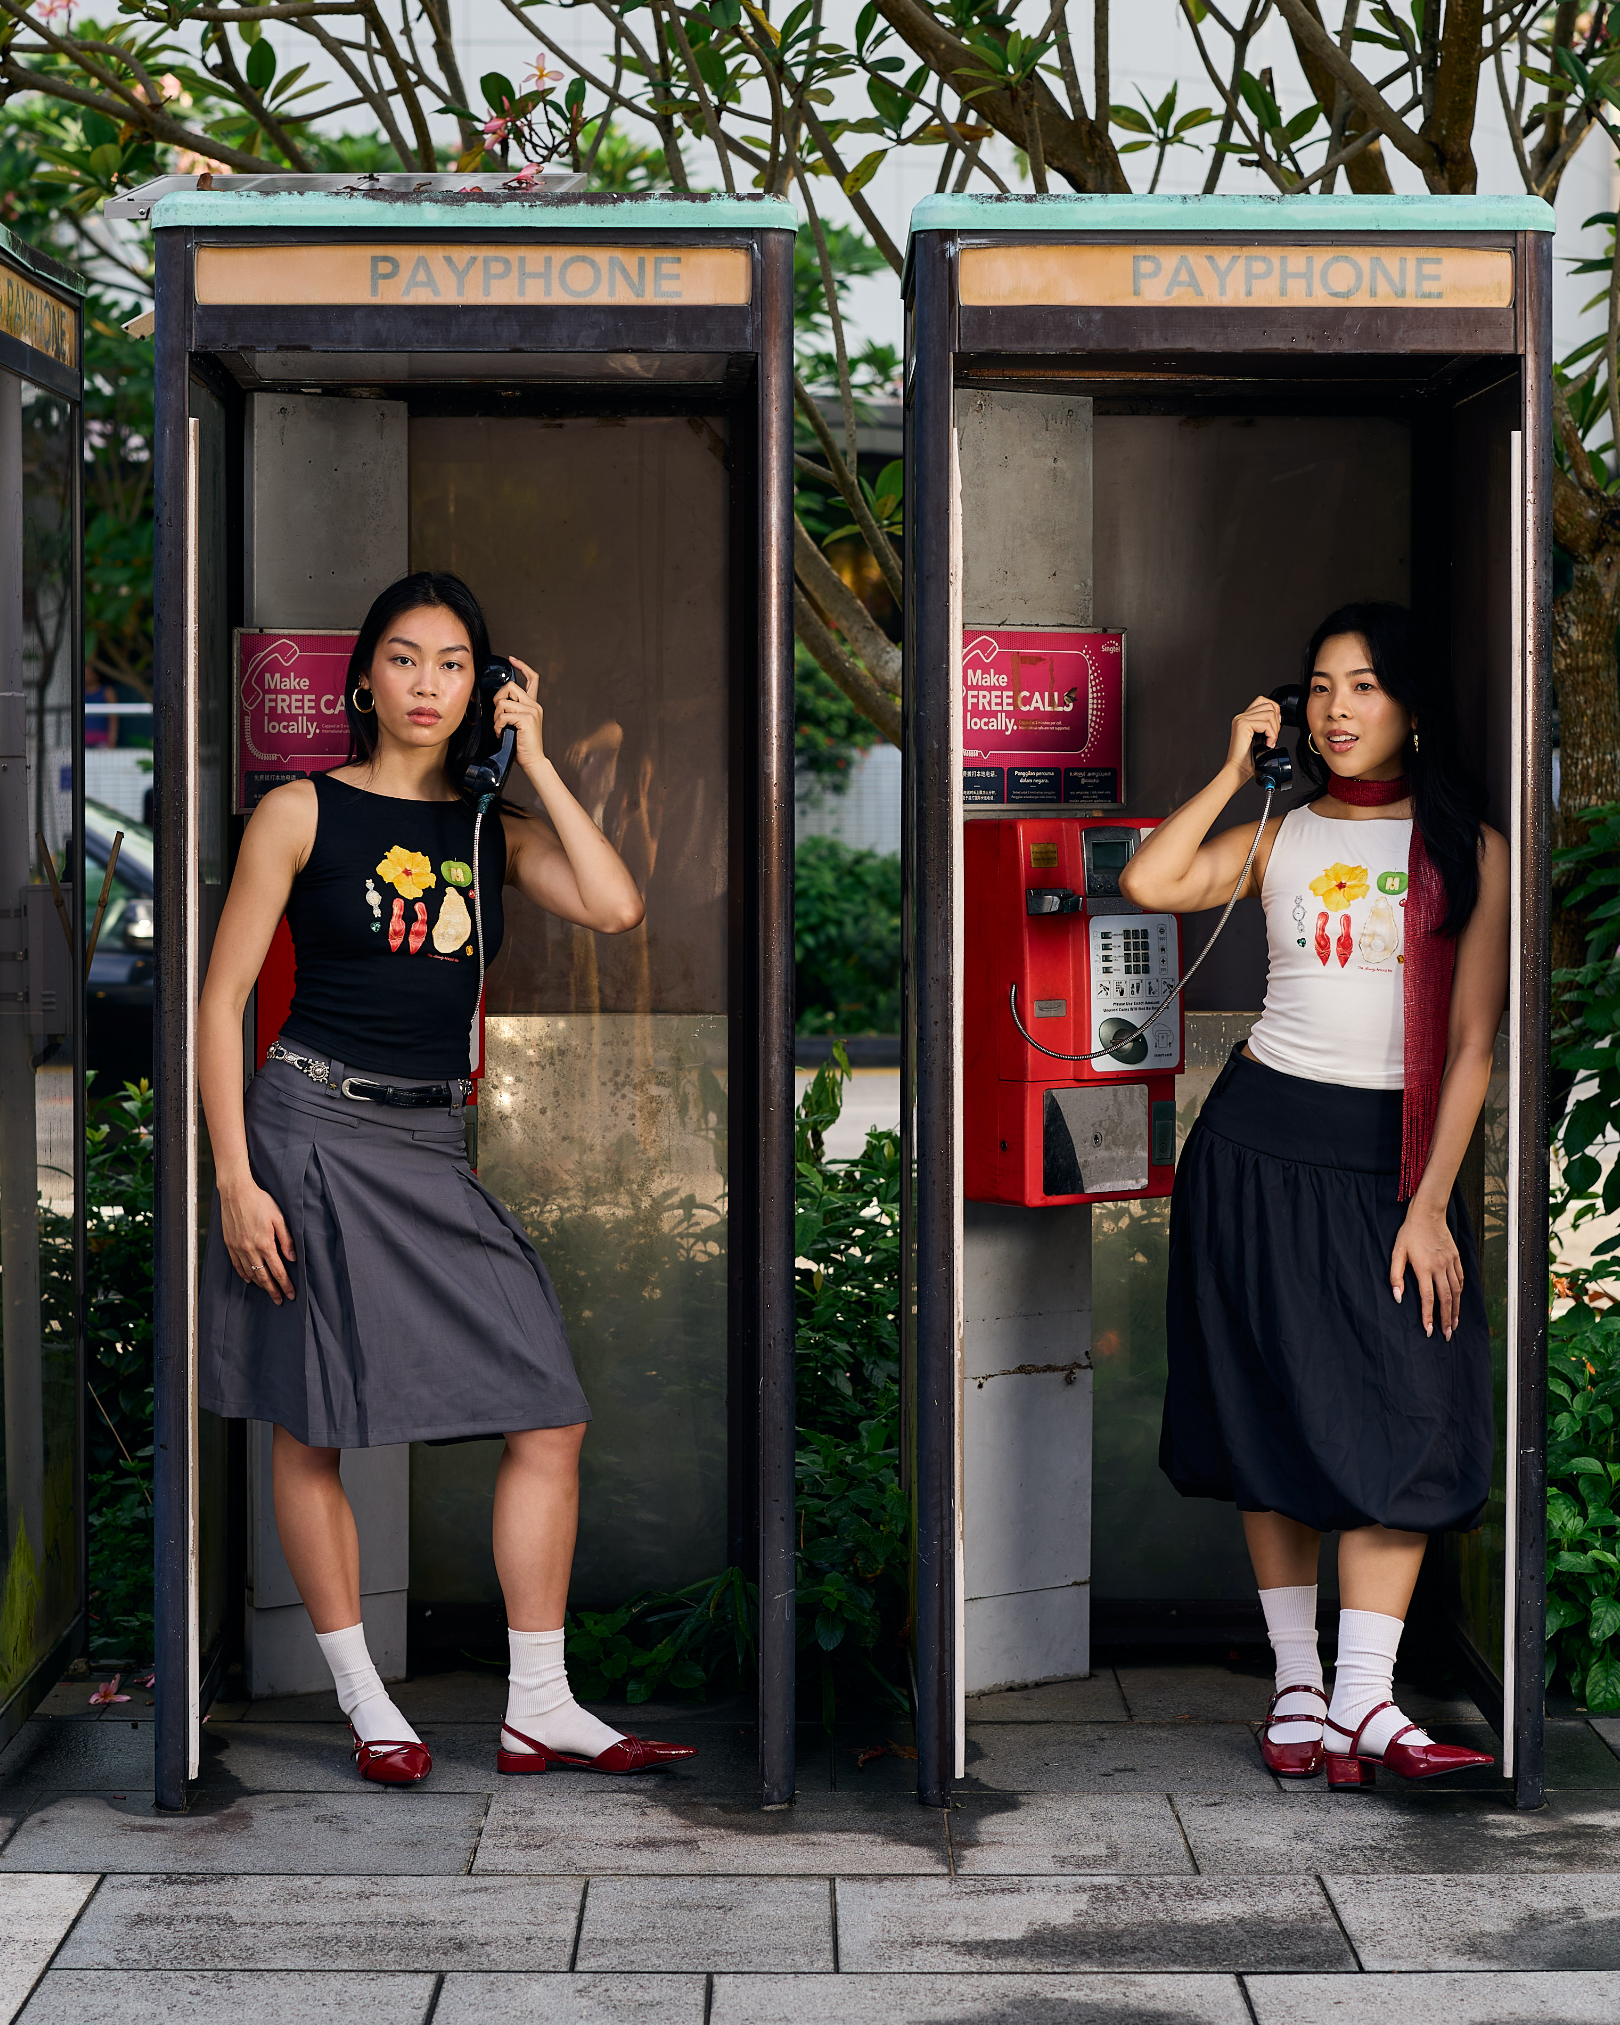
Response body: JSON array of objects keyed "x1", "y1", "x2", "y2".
[{"x1": 339, "y1": 1077, "x2": 374, "y2": 1102}]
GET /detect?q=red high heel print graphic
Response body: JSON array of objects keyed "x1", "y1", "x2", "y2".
[
  {"x1": 1336, "y1": 913, "x2": 1353, "y2": 968},
  {"x1": 1314, "y1": 911, "x2": 1331, "y2": 966},
  {"x1": 388, "y1": 897, "x2": 405, "y2": 952},
  {"x1": 408, "y1": 901, "x2": 428, "y2": 954}
]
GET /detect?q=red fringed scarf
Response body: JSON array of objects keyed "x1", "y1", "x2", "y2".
[{"x1": 1326, "y1": 773, "x2": 1452, "y2": 1201}]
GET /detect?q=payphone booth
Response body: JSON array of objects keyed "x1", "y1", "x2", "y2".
[
  {"x1": 141, "y1": 181, "x2": 796, "y2": 1810},
  {"x1": 0, "y1": 228, "x2": 85, "y2": 1748},
  {"x1": 904, "y1": 194, "x2": 1553, "y2": 1809}
]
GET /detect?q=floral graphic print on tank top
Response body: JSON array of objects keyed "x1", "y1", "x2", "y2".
[
  {"x1": 281, "y1": 773, "x2": 505, "y2": 1079},
  {"x1": 1244, "y1": 803, "x2": 1410, "y2": 1093}
]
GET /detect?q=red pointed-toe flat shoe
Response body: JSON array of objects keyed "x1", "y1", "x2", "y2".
[
  {"x1": 349, "y1": 1724, "x2": 433, "y2": 1786},
  {"x1": 1324, "y1": 1702, "x2": 1495, "y2": 1790},
  {"x1": 1259, "y1": 1683, "x2": 1327, "y2": 1778},
  {"x1": 495, "y1": 1721, "x2": 699, "y2": 1776}
]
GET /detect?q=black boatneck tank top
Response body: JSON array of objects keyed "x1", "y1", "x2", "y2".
[{"x1": 281, "y1": 774, "x2": 506, "y2": 1078}]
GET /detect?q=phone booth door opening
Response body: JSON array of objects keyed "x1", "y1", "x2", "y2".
[
  {"x1": 140, "y1": 181, "x2": 795, "y2": 1809},
  {"x1": 904, "y1": 194, "x2": 1552, "y2": 1810},
  {"x1": 0, "y1": 229, "x2": 86, "y2": 1748}
]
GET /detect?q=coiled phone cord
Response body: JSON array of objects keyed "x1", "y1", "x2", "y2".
[
  {"x1": 469, "y1": 799, "x2": 491, "y2": 1076},
  {"x1": 1009, "y1": 783, "x2": 1277, "y2": 1065}
]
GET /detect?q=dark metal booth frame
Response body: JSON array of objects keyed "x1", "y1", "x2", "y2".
[
  {"x1": 143, "y1": 185, "x2": 797, "y2": 1811},
  {"x1": 903, "y1": 193, "x2": 1554, "y2": 1811}
]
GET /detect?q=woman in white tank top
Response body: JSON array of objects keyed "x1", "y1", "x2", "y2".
[{"x1": 1120, "y1": 603, "x2": 1508, "y2": 1793}]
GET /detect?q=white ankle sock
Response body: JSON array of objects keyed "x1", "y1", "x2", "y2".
[
  {"x1": 1326, "y1": 1607, "x2": 1432, "y2": 1758},
  {"x1": 1259, "y1": 1584, "x2": 1324, "y2": 1743},
  {"x1": 503, "y1": 1626, "x2": 624, "y2": 1760},
  {"x1": 314, "y1": 1622, "x2": 421, "y2": 1747}
]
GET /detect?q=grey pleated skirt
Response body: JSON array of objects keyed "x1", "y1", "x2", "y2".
[{"x1": 199, "y1": 1054, "x2": 591, "y2": 1447}]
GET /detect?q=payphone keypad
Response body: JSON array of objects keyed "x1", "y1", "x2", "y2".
[{"x1": 1089, "y1": 913, "x2": 1178, "y2": 1071}]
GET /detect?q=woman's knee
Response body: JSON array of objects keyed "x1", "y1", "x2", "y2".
[
  {"x1": 503, "y1": 1423, "x2": 587, "y2": 1473},
  {"x1": 272, "y1": 1424, "x2": 342, "y2": 1478}
]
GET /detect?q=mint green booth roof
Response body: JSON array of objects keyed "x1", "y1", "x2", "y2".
[
  {"x1": 0, "y1": 222, "x2": 86, "y2": 296},
  {"x1": 150, "y1": 189, "x2": 798, "y2": 232},
  {"x1": 908, "y1": 192, "x2": 1555, "y2": 240}
]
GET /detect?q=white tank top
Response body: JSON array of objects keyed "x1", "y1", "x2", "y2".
[{"x1": 1245, "y1": 803, "x2": 1410, "y2": 1091}]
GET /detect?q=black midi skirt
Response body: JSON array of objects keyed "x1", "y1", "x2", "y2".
[
  {"x1": 1160, "y1": 1047, "x2": 1493, "y2": 1535},
  {"x1": 199, "y1": 1054, "x2": 591, "y2": 1448}
]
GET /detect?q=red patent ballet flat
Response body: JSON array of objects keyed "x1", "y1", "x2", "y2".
[
  {"x1": 349, "y1": 1723, "x2": 433, "y2": 1786},
  {"x1": 1259, "y1": 1683, "x2": 1326, "y2": 1778},
  {"x1": 495, "y1": 1720, "x2": 698, "y2": 1776},
  {"x1": 1324, "y1": 1701, "x2": 1495, "y2": 1789}
]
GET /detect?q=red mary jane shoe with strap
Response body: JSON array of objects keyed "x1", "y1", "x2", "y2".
[
  {"x1": 1324, "y1": 1701, "x2": 1495, "y2": 1789},
  {"x1": 1259, "y1": 1683, "x2": 1327, "y2": 1778},
  {"x1": 349, "y1": 1723, "x2": 433, "y2": 1786},
  {"x1": 496, "y1": 1721, "x2": 698, "y2": 1776}
]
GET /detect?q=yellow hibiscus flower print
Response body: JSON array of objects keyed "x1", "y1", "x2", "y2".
[
  {"x1": 1309, "y1": 861, "x2": 1369, "y2": 907},
  {"x1": 376, "y1": 845, "x2": 437, "y2": 900}
]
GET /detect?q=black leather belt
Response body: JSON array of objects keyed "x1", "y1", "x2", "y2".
[{"x1": 266, "y1": 1041, "x2": 469, "y2": 1110}]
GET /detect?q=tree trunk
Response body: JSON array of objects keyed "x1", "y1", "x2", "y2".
[
  {"x1": 1284, "y1": 2, "x2": 1395, "y2": 194},
  {"x1": 1550, "y1": 465, "x2": 1620, "y2": 974}
]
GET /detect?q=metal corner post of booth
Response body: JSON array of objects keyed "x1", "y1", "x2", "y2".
[
  {"x1": 903, "y1": 193, "x2": 1555, "y2": 1813},
  {"x1": 144, "y1": 186, "x2": 798, "y2": 1812},
  {"x1": 0, "y1": 225, "x2": 88, "y2": 1758}
]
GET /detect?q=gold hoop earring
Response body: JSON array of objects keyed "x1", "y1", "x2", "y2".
[
  {"x1": 352, "y1": 686, "x2": 375, "y2": 715},
  {"x1": 1307, "y1": 732, "x2": 1321, "y2": 756}
]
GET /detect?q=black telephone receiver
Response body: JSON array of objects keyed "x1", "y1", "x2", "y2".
[
  {"x1": 1251, "y1": 683, "x2": 1304, "y2": 791},
  {"x1": 463, "y1": 656, "x2": 520, "y2": 803}
]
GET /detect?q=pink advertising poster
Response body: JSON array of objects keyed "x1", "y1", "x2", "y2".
[
  {"x1": 961, "y1": 628, "x2": 1126, "y2": 807},
  {"x1": 234, "y1": 628, "x2": 357, "y2": 812}
]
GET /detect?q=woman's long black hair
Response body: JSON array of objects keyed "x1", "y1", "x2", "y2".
[
  {"x1": 1296, "y1": 600, "x2": 1486, "y2": 937},
  {"x1": 338, "y1": 571, "x2": 492, "y2": 800}
]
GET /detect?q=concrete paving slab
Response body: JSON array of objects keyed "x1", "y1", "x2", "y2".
[
  {"x1": 194, "y1": 1723, "x2": 503, "y2": 1795},
  {"x1": 16, "y1": 1970, "x2": 435, "y2": 2023},
  {"x1": 476, "y1": 1789, "x2": 948, "y2": 1876},
  {"x1": 962, "y1": 1721, "x2": 1273, "y2": 1792},
  {"x1": 1546, "y1": 1719, "x2": 1620, "y2": 1788},
  {"x1": 1325, "y1": 1872, "x2": 1620, "y2": 1970},
  {"x1": 711, "y1": 1972, "x2": 1253, "y2": 2022},
  {"x1": 57, "y1": 1874, "x2": 583, "y2": 1970},
  {"x1": 965, "y1": 1675, "x2": 1132, "y2": 1724},
  {"x1": 1181, "y1": 1791, "x2": 1620, "y2": 1873},
  {"x1": 948, "y1": 1793, "x2": 1195, "y2": 1875},
  {"x1": 0, "y1": 1874, "x2": 98, "y2": 2025},
  {"x1": 435, "y1": 1973, "x2": 708, "y2": 2021},
  {"x1": 0, "y1": 1721, "x2": 168, "y2": 1800},
  {"x1": 1113, "y1": 1667, "x2": 1271, "y2": 1724},
  {"x1": 1247, "y1": 1971, "x2": 1620, "y2": 2022},
  {"x1": 1589, "y1": 1716, "x2": 1620, "y2": 1764},
  {"x1": 26, "y1": 1682, "x2": 153, "y2": 1724},
  {"x1": 575, "y1": 1877, "x2": 834, "y2": 1973},
  {"x1": 830, "y1": 1724, "x2": 920, "y2": 1794},
  {"x1": 0, "y1": 1790, "x2": 486, "y2": 1875},
  {"x1": 835, "y1": 1878, "x2": 1354, "y2": 1973}
]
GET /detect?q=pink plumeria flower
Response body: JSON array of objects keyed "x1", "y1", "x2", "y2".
[
  {"x1": 89, "y1": 1675, "x2": 131, "y2": 1707},
  {"x1": 133, "y1": 1673, "x2": 155, "y2": 1688},
  {"x1": 529, "y1": 62, "x2": 562, "y2": 91},
  {"x1": 34, "y1": 0, "x2": 77, "y2": 22},
  {"x1": 509, "y1": 161, "x2": 542, "y2": 186}
]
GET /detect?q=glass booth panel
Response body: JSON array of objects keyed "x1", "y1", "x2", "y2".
[
  {"x1": 2, "y1": 376, "x2": 79, "y2": 1712},
  {"x1": 407, "y1": 413, "x2": 732, "y2": 1607}
]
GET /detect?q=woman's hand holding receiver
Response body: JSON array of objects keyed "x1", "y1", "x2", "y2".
[
  {"x1": 1117, "y1": 694, "x2": 1284, "y2": 915},
  {"x1": 493, "y1": 657, "x2": 550, "y2": 780}
]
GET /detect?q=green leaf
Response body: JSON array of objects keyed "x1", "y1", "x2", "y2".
[
  {"x1": 1573, "y1": 1455, "x2": 1610, "y2": 1476},
  {"x1": 842, "y1": 148, "x2": 885, "y2": 197},
  {"x1": 245, "y1": 37, "x2": 276, "y2": 92},
  {"x1": 1282, "y1": 103, "x2": 1321, "y2": 143},
  {"x1": 1590, "y1": 1593, "x2": 1620, "y2": 1643},
  {"x1": 481, "y1": 70, "x2": 517, "y2": 113},
  {"x1": 1588, "y1": 1654, "x2": 1620, "y2": 1710},
  {"x1": 1110, "y1": 104, "x2": 1153, "y2": 134}
]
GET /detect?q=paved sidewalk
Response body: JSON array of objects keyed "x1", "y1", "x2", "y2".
[{"x1": 3, "y1": 1658, "x2": 1619, "y2": 2021}]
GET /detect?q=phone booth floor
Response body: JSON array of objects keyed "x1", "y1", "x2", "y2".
[
  {"x1": 138, "y1": 182, "x2": 795, "y2": 1809},
  {"x1": 903, "y1": 194, "x2": 1552, "y2": 1810}
]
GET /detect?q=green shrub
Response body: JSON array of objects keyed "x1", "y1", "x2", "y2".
[{"x1": 794, "y1": 837, "x2": 901, "y2": 1036}]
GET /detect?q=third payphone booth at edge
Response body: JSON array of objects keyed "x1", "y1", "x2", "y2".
[
  {"x1": 903, "y1": 194, "x2": 1553, "y2": 1810},
  {"x1": 139, "y1": 181, "x2": 796, "y2": 1811}
]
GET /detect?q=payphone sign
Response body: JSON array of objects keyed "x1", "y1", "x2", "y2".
[
  {"x1": 233, "y1": 627, "x2": 356, "y2": 812},
  {"x1": 194, "y1": 244, "x2": 752, "y2": 307},
  {"x1": 959, "y1": 244, "x2": 1514, "y2": 310},
  {"x1": 962, "y1": 628, "x2": 1123, "y2": 808}
]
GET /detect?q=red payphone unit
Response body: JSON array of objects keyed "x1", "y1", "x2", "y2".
[{"x1": 965, "y1": 816, "x2": 1183, "y2": 1207}]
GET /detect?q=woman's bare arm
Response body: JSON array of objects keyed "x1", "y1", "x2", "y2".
[
  {"x1": 196, "y1": 781, "x2": 315, "y2": 1303},
  {"x1": 1118, "y1": 695, "x2": 1286, "y2": 914},
  {"x1": 496, "y1": 658, "x2": 645, "y2": 933},
  {"x1": 1389, "y1": 826, "x2": 1510, "y2": 1339}
]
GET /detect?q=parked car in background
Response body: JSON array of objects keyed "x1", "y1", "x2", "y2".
[{"x1": 84, "y1": 798, "x2": 153, "y2": 1090}]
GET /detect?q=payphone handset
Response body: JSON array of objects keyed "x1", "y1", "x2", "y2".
[{"x1": 461, "y1": 655, "x2": 521, "y2": 1071}]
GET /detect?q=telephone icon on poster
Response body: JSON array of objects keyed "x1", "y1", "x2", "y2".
[
  {"x1": 463, "y1": 656, "x2": 521, "y2": 809},
  {"x1": 1250, "y1": 684, "x2": 1304, "y2": 791}
]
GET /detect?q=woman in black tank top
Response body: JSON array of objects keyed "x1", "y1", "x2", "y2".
[{"x1": 197, "y1": 573, "x2": 697, "y2": 1788}]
